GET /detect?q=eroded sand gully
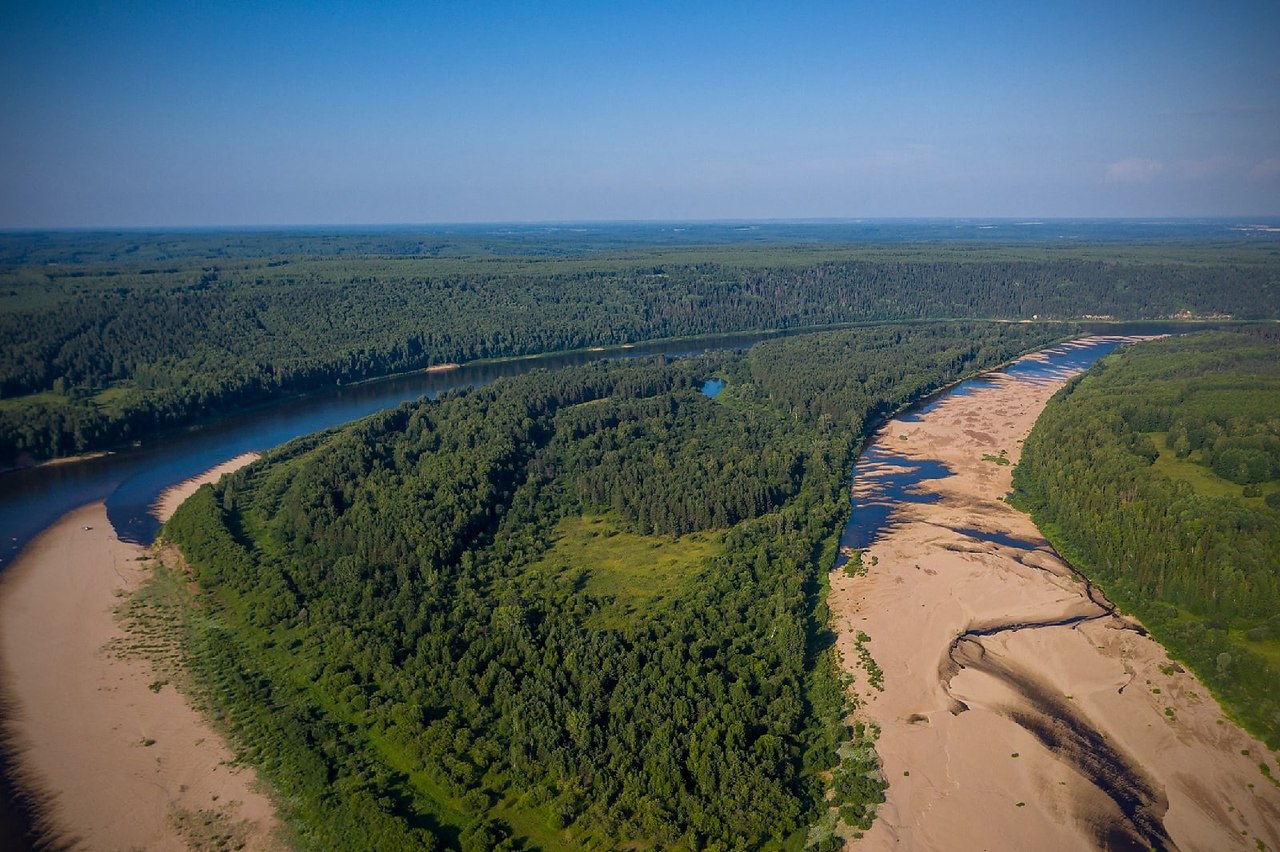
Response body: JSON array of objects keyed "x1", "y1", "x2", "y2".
[
  {"x1": 0, "y1": 454, "x2": 282, "y2": 850},
  {"x1": 830, "y1": 340, "x2": 1280, "y2": 852}
]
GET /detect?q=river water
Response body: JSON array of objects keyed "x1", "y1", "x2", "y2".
[
  {"x1": 834, "y1": 335, "x2": 1133, "y2": 563},
  {"x1": 0, "y1": 331, "x2": 804, "y2": 577}
]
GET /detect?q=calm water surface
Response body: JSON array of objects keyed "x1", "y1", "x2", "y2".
[
  {"x1": 834, "y1": 336, "x2": 1135, "y2": 565},
  {"x1": 0, "y1": 333, "x2": 790, "y2": 572}
]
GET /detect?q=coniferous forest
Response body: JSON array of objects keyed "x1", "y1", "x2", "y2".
[
  {"x1": 1015, "y1": 329, "x2": 1280, "y2": 748},
  {"x1": 163, "y1": 322, "x2": 1065, "y2": 850},
  {"x1": 3, "y1": 231, "x2": 1277, "y2": 463}
]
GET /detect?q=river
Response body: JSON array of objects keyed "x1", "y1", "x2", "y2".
[{"x1": 0, "y1": 331, "x2": 813, "y2": 577}]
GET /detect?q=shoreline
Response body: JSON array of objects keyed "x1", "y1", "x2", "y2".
[
  {"x1": 831, "y1": 342, "x2": 1280, "y2": 850},
  {"x1": 3, "y1": 318, "x2": 1230, "y2": 476},
  {"x1": 0, "y1": 453, "x2": 280, "y2": 850}
]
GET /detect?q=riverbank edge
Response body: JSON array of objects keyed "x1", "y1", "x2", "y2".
[
  {"x1": 0, "y1": 454, "x2": 280, "y2": 851},
  {"x1": 1014, "y1": 476, "x2": 1280, "y2": 755},
  {"x1": 5, "y1": 317, "x2": 1238, "y2": 474},
  {"x1": 0, "y1": 332, "x2": 1175, "y2": 848}
]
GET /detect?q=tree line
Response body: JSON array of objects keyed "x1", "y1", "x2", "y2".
[
  {"x1": 1014, "y1": 329, "x2": 1280, "y2": 747},
  {"x1": 4, "y1": 239, "x2": 1276, "y2": 462}
]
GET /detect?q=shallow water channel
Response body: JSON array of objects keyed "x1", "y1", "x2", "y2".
[
  {"x1": 829, "y1": 333, "x2": 1280, "y2": 851},
  {"x1": 835, "y1": 336, "x2": 1129, "y2": 562}
]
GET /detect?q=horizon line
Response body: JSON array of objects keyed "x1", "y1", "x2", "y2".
[{"x1": 4, "y1": 215, "x2": 1280, "y2": 234}]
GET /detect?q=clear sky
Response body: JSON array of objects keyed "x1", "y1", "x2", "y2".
[{"x1": 2, "y1": 1, "x2": 1277, "y2": 227}]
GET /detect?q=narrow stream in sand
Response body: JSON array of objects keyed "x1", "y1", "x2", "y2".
[
  {"x1": 834, "y1": 336, "x2": 1129, "y2": 558},
  {"x1": 831, "y1": 337, "x2": 1280, "y2": 852}
]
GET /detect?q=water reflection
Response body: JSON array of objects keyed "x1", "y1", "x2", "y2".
[{"x1": 836, "y1": 446, "x2": 952, "y2": 564}]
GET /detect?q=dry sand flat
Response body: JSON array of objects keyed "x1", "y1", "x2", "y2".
[
  {"x1": 0, "y1": 454, "x2": 282, "y2": 850},
  {"x1": 831, "y1": 340, "x2": 1280, "y2": 851}
]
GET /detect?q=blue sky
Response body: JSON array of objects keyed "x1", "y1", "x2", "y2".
[{"x1": 1, "y1": 1, "x2": 1277, "y2": 226}]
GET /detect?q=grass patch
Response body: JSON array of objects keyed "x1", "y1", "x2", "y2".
[
  {"x1": 0, "y1": 390, "x2": 68, "y2": 412},
  {"x1": 1148, "y1": 432, "x2": 1277, "y2": 504},
  {"x1": 530, "y1": 514, "x2": 723, "y2": 627},
  {"x1": 1231, "y1": 629, "x2": 1280, "y2": 672},
  {"x1": 92, "y1": 383, "x2": 139, "y2": 416}
]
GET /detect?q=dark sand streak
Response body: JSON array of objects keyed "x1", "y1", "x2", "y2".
[{"x1": 937, "y1": 537, "x2": 1175, "y2": 851}]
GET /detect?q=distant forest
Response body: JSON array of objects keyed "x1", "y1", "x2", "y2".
[
  {"x1": 1015, "y1": 329, "x2": 1280, "y2": 748},
  {"x1": 2, "y1": 231, "x2": 1277, "y2": 462},
  {"x1": 164, "y1": 322, "x2": 1065, "y2": 850}
]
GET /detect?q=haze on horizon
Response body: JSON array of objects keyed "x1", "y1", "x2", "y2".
[{"x1": 2, "y1": 1, "x2": 1278, "y2": 229}]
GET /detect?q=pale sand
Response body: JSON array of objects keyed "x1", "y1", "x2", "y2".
[
  {"x1": 831, "y1": 340, "x2": 1280, "y2": 851},
  {"x1": 0, "y1": 453, "x2": 282, "y2": 850}
]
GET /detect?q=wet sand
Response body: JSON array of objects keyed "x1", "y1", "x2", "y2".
[
  {"x1": 831, "y1": 340, "x2": 1280, "y2": 851},
  {"x1": 0, "y1": 454, "x2": 281, "y2": 850}
]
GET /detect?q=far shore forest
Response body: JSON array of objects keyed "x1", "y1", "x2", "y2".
[
  {"x1": 3, "y1": 228, "x2": 1279, "y2": 850},
  {"x1": 2, "y1": 230, "x2": 1278, "y2": 463}
]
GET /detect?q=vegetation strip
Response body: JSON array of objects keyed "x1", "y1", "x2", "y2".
[{"x1": 4, "y1": 234, "x2": 1276, "y2": 463}]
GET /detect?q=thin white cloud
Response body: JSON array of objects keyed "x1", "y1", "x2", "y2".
[{"x1": 1105, "y1": 158, "x2": 1164, "y2": 184}]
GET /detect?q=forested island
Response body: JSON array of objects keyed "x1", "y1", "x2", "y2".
[
  {"x1": 3, "y1": 227, "x2": 1278, "y2": 463},
  {"x1": 161, "y1": 322, "x2": 1066, "y2": 850},
  {"x1": 1015, "y1": 329, "x2": 1280, "y2": 748}
]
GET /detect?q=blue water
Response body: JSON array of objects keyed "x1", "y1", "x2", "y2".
[
  {"x1": 835, "y1": 335, "x2": 1139, "y2": 565},
  {"x1": 0, "y1": 328, "x2": 1190, "y2": 568},
  {"x1": 0, "y1": 332, "x2": 780, "y2": 569},
  {"x1": 835, "y1": 445, "x2": 951, "y2": 566},
  {"x1": 1004, "y1": 338, "x2": 1131, "y2": 382},
  {"x1": 951, "y1": 526, "x2": 1045, "y2": 550},
  {"x1": 898, "y1": 376, "x2": 999, "y2": 422},
  {"x1": 701, "y1": 378, "x2": 726, "y2": 398}
]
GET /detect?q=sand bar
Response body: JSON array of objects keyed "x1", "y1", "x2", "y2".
[
  {"x1": 832, "y1": 340, "x2": 1280, "y2": 851},
  {"x1": 0, "y1": 453, "x2": 281, "y2": 850}
]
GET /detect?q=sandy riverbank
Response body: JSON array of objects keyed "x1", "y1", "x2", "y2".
[
  {"x1": 830, "y1": 339, "x2": 1280, "y2": 851},
  {"x1": 0, "y1": 453, "x2": 282, "y2": 850}
]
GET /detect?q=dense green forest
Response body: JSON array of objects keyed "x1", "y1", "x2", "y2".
[
  {"x1": 162, "y1": 322, "x2": 1064, "y2": 850},
  {"x1": 1014, "y1": 330, "x2": 1280, "y2": 748},
  {"x1": 3, "y1": 232, "x2": 1277, "y2": 462}
]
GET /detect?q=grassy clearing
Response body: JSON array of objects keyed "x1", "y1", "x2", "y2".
[
  {"x1": 0, "y1": 390, "x2": 67, "y2": 412},
  {"x1": 1148, "y1": 432, "x2": 1278, "y2": 505},
  {"x1": 92, "y1": 383, "x2": 138, "y2": 416},
  {"x1": 1232, "y1": 629, "x2": 1280, "y2": 672},
  {"x1": 530, "y1": 514, "x2": 724, "y2": 627}
]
